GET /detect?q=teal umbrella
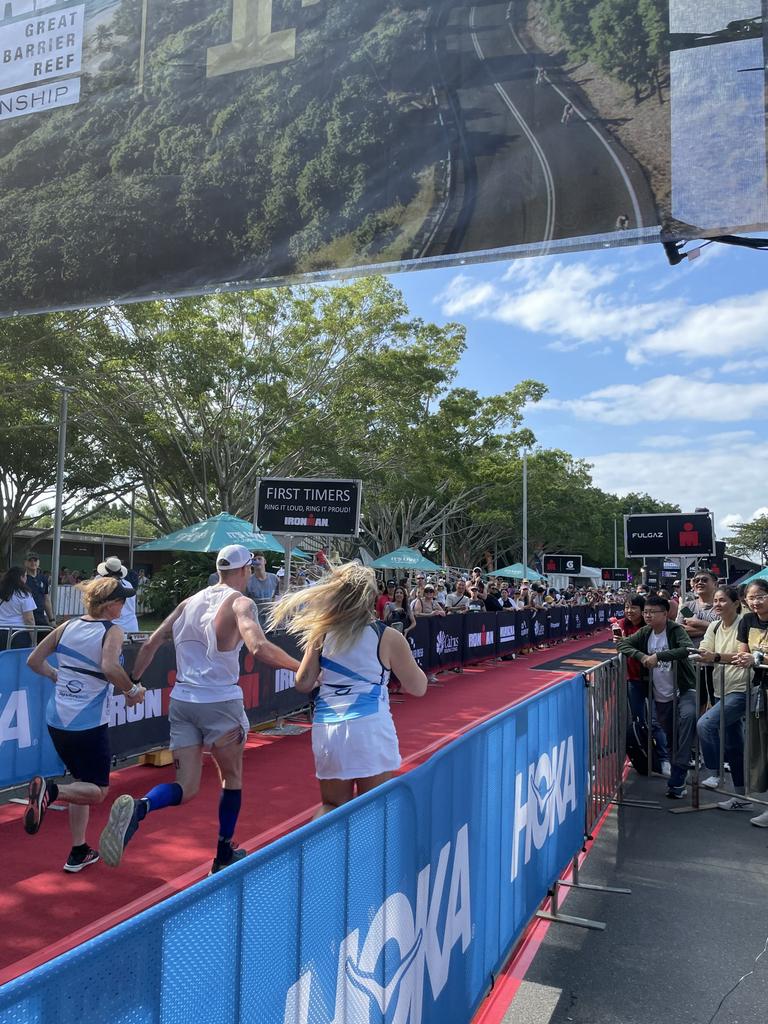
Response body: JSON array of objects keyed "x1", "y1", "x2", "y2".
[
  {"x1": 135, "y1": 513, "x2": 286, "y2": 555},
  {"x1": 290, "y1": 547, "x2": 312, "y2": 561},
  {"x1": 370, "y1": 547, "x2": 442, "y2": 571},
  {"x1": 738, "y1": 566, "x2": 768, "y2": 586},
  {"x1": 489, "y1": 563, "x2": 545, "y2": 580}
]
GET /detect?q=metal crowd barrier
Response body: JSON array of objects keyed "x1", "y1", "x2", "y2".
[
  {"x1": 535, "y1": 655, "x2": 632, "y2": 932},
  {"x1": 676, "y1": 662, "x2": 768, "y2": 816},
  {"x1": 584, "y1": 656, "x2": 628, "y2": 837},
  {"x1": 0, "y1": 625, "x2": 55, "y2": 651}
]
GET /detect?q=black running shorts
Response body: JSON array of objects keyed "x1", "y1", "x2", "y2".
[{"x1": 47, "y1": 724, "x2": 111, "y2": 788}]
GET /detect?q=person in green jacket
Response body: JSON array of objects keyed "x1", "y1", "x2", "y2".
[{"x1": 616, "y1": 595, "x2": 694, "y2": 798}]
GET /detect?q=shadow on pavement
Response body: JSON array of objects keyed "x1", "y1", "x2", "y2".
[{"x1": 509, "y1": 772, "x2": 768, "y2": 1024}]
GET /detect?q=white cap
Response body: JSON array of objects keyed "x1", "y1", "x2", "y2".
[
  {"x1": 215, "y1": 544, "x2": 254, "y2": 570},
  {"x1": 97, "y1": 556, "x2": 128, "y2": 579}
]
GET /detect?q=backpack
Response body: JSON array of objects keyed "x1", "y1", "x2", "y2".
[{"x1": 626, "y1": 716, "x2": 662, "y2": 776}]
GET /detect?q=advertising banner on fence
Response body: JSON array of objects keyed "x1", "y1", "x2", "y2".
[
  {"x1": 0, "y1": 1, "x2": 765, "y2": 316},
  {"x1": 430, "y1": 615, "x2": 463, "y2": 670},
  {"x1": 0, "y1": 633, "x2": 305, "y2": 789},
  {"x1": 463, "y1": 612, "x2": 496, "y2": 664},
  {"x1": 0, "y1": 674, "x2": 589, "y2": 1024}
]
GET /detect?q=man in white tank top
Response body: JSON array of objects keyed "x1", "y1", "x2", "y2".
[{"x1": 99, "y1": 544, "x2": 301, "y2": 874}]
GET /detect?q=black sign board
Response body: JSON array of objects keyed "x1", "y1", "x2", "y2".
[
  {"x1": 257, "y1": 477, "x2": 362, "y2": 537},
  {"x1": 601, "y1": 568, "x2": 629, "y2": 582},
  {"x1": 542, "y1": 554, "x2": 583, "y2": 575},
  {"x1": 624, "y1": 513, "x2": 715, "y2": 558},
  {"x1": 686, "y1": 541, "x2": 728, "y2": 579}
]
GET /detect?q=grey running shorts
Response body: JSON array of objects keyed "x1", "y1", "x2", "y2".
[{"x1": 169, "y1": 697, "x2": 250, "y2": 750}]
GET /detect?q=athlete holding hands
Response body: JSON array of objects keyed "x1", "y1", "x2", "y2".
[{"x1": 99, "y1": 545, "x2": 300, "y2": 874}]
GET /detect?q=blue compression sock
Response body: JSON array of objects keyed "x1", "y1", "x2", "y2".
[
  {"x1": 218, "y1": 788, "x2": 241, "y2": 841},
  {"x1": 141, "y1": 782, "x2": 184, "y2": 818}
]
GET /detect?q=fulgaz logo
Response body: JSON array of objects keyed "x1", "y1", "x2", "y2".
[
  {"x1": 511, "y1": 736, "x2": 577, "y2": 881},
  {"x1": 283, "y1": 824, "x2": 472, "y2": 1024},
  {"x1": 499, "y1": 624, "x2": 515, "y2": 644},
  {"x1": 0, "y1": 689, "x2": 31, "y2": 748}
]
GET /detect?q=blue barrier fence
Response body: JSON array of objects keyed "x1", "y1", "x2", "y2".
[
  {"x1": 0, "y1": 606, "x2": 619, "y2": 792},
  {"x1": 0, "y1": 675, "x2": 588, "y2": 1024}
]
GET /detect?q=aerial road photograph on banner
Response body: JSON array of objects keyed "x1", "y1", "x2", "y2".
[{"x1": 0, "y1": 0, "x2": 765, "y2": 312}]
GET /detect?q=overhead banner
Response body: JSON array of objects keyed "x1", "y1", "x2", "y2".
[{"x1": 0, "y1": 0, "x2": 766, "y2": 316}]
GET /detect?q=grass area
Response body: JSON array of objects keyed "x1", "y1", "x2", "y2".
[{"x1": 137, "y1": 615, "x2": 163, "y2": 633}]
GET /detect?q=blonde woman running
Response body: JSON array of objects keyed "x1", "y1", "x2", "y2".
[{"x1": 270, "y1": 563, "x2": 427, "y2": 815}]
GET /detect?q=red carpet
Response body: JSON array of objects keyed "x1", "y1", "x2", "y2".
[{"x1": 0, "y1": 632, "x2": 606, "y2": 985}]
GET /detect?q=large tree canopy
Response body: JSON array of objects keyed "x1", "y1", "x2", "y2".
[{"x1": 2, "y1": 276, "x2": 681, "y2": 569}]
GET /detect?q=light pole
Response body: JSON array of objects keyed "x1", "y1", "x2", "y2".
[
  {"x1": 522, "y1": 449, "x2": 528, "y2": 571},
  {"x1": 614, "y1": 517, "x2": 618, "y2": 567},
  {"x1": 50, "y1": 385, "x2": 74, "y2": 619}
]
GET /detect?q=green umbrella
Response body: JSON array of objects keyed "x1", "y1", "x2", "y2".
[
  {"x1": 489, "y1": 563, "x2": 545, "y2": 580},
  {"x1": 135, "y1": 513, "x2": 286, "y2": 555},
  {"x1": 370, "y1": 547, "x2": 442, "y2": 571}
]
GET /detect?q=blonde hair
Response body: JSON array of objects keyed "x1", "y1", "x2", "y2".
[
  {"x1": 268, "y1": 562, "x2": 377, "y2": 652},
  {"x1": 77, "y1": 577, "x2": 127, "y2": 617}
]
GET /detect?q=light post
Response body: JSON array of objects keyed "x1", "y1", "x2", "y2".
[
  {"x1": 522, "y1": 449, "x2": 528, "y2": 571},
  {"x1": 50, "y1": 385, "x2": 74, "y2": 619}
]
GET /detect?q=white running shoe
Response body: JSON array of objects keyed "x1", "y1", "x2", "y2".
[
  {"x1": 701, "y1": 776, "x2": 723, "y2": 790},
  {"x1": 717, "y1": 797, "x2": 753, "y2": 811},
  {"x1": 660, "y1": 760, "x2": 671, "y2": 779},
  {"x1": 749, "y1": 809, "x2": 768, "y2": 828}
]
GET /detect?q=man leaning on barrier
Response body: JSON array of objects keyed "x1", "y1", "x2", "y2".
[{"x1": 616, "y1": 595, "x2": 694, "y2": 799}]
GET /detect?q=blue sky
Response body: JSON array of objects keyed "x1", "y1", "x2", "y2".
[{"x1": 389, "y1": 239, "x2": 768, "y2": 539}]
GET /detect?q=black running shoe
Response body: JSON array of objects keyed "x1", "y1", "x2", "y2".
[
  {"x1": 99, "y1": 794, "x2": 142, "y2": 867},
  {"x1": 210, "y1": 846, "x2": 247, "y2": 875},
  {"x1": 24, "y1": 776, "x2": 53, "y2": 835},
  {"x1": 63, "y1": 847, "x2": 100, "y2": 873}
]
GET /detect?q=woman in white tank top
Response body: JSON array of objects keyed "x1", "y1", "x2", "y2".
[{"x1": 270, "y1": 563, "x2": 428, "y2": 815}]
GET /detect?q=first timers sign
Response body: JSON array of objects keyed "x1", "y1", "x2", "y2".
[{"x1": 256, "y1": 478, "x2": 362, "y2": 538}]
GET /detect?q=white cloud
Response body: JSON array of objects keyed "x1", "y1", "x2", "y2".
[
  {"x1": 719, "y1": 512, "x2": 743, "y2": 535},
  {"x1": 435, "y1": 275, "x2": 497, "y2": 316},
  {"x1": 586, "y1": 442, "x2": 763, "y2": 530},
  {"x1": 627, "y1": 291, "x2": 768, "y2": 365},
  {"x1": 639, "y1": 435, "x2": 689, "y2": 449},
  {"x1": 436, "y1": 259, "x2": 681, "y2": 347},
  {"x1": 721, "y1": 356, "x2": 768, "y2": 374},
  {"x1": 531, "y1": 375, "x2": 768, "y2": 424},
  {"x1": 492, "y1": 261, "x2": 677, "y2": 344}
]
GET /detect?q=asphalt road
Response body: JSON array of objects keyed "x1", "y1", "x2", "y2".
[{"x1": 429, "y1": 0, "x2": 658, "y2": 253}]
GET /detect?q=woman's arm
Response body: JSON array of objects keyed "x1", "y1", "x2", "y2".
[
  {"x1": 382, "y1": 629, "x2": 427, "y2": 696},
  {"x1": 21, "y1": 610, "x2": 35, "y2": 627},
  {"x1": 26, "y1": 624, "x2": 65, "y2": 682},
  {"x1": 295, "y1": 645, "x2": 321, "y2": 693}
]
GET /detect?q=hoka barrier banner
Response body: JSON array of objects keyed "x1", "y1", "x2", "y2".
[
  {"x1": 0, "y1": 1, "x2": 765, "y2": 315},
  {"x1": 0, "y1": 674, "x2": 588, "y2": 1024}
]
